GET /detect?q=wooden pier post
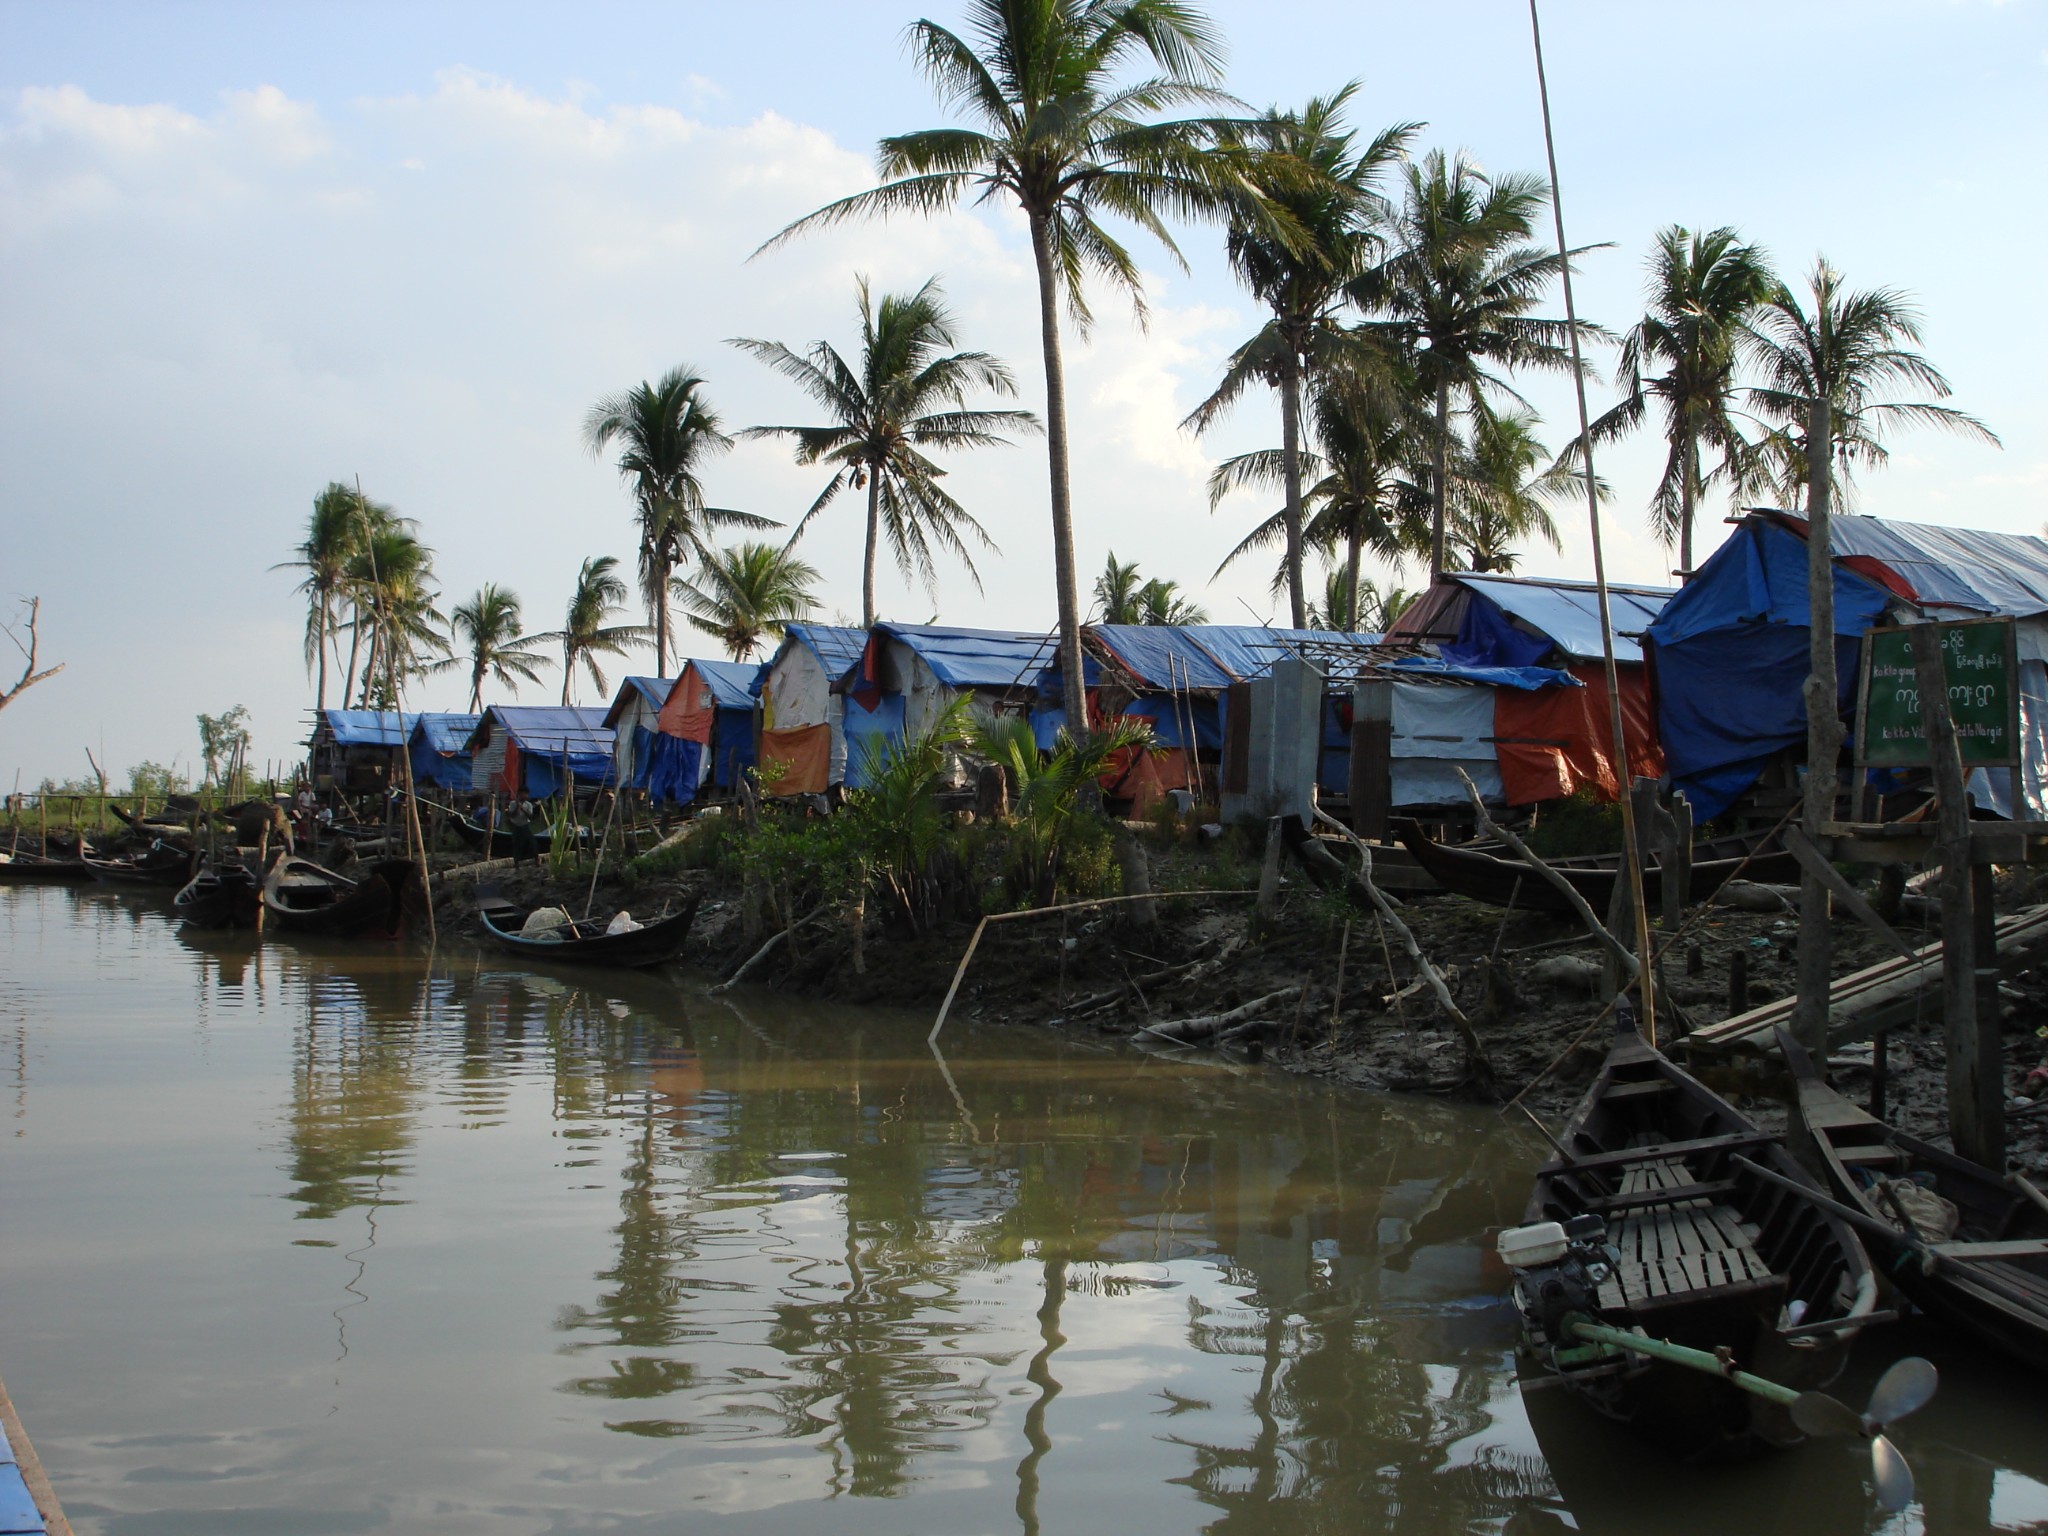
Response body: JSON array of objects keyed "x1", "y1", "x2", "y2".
[{"x1": 1912, "y1": 624, "x2": 2003, "y2": 1167}]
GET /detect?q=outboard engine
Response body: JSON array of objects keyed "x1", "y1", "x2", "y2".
[{"x1": 1499, "y1": 1212, "x2": 1621, "y2": 1354}]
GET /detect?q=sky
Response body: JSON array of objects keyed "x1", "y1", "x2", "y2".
[{"x1": 1, "y1": 0, "x2": 2041, "y2": 789}]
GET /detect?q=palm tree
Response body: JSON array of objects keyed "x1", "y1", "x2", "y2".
[
  {"x1": 530, "y1": 556, "x2": 652, "y2": 705},
  {"x1": 1743, "y1": 258, "x2": 1999, "y2": 510},
  {"x1": 1348, "y1": 149, "x2": 1588, "y2": 578},
  {"x1": 1091, "y1": 553, "x2": 1205, "y2": 624},
  {"x1": 733, "y1": 276, "x2": 1035, "y2": 627},
  {"x1": 761, "y1": 0, "x2": 1266, "y2": 731},
  {"x1": 274, "y1": 482, "x2": 369, "y2": 711},
  {"x1": 672, "y1": 541, "x2": 820, "y2": 662},
  {"x1": 429, "y1": 584, "x2": 551, "y2": 712},
  {"x1": 583, "y1": 368, "x2": 775, "y2": 675},
  {"x1": 344, "y1": 524, "x2": 446, "y2": 709},
  {"x1": 1210, "y1": 373, "x2": 1429, "y2": 622},
  {"x1": 1741, "y1": 257, "x2": 1998, "y2": 1052},
  {"x1": 1183, "y1": 85, "x2": 1417, "y2": 624},
  {"x1": 1448, "y1": 408, "x2": 1577, "y2": 573},
  {"x1": 1579, "y1": 225, "x2": 1776, "y2": 571}
]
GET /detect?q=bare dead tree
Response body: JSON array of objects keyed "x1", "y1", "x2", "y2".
[{"x1": 0, "y1": 597, "x2": 65, "y2": 714}]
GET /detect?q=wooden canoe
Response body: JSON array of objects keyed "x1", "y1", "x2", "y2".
[
  {"x1": 1510, "y1": 1013, "x2": 1879, "y2": 1458},
  {"x1": 446, "y1": 811, "x2": 557, "y2": 856},
  {"x1": 0, "y1": 851, "x2": 94, "y2": 884},
  {"x1": 81, "y1": 841, "x2": 195, "y2": 887},
  {"x1": 260, "y1": 856, "x2": 413, "y2": 938},
  {"x1": 479, "y1": 896, "x2": 700, "y2": 968},
  {"x1": 1398, "y1": 825, "x2": 1798, "y2": 914},
  {"x1": 1780, "y1": 1028, "x2": 2048, "y2": 1372},
  {"x1": 174, "y1": 861, "x2": 261, "y2": 929}
]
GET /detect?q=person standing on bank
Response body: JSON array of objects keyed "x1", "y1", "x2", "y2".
[{"x1": 505, "y1": 794, "x2": 539, "y2": 866}]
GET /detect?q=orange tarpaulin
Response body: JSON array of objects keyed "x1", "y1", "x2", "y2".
[
  {"x1": 1493, "y1": 664, "x2": 1663, "y2": 806},
  {"x1": 759, "y1": 723, "x2": 831, "y2": 796},
  {"x1": 657, "y1": 669, "x2": 717, "y2": 744},
  {"x1": 1099, "y1": 745, "x2": 1191, "y2": 815}
]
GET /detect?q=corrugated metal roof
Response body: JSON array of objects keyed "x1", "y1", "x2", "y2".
[
  {"x1": 1451, "y1": 573, "x2": 1675, "y2": 663},
  {"x1": 321, "y1": 710, "x2": 419, "y2": 747},
  {"x1": 687, "y1": 658, "x2": 763, "y2": 712},
  {"x1": 870, "y1": 623, "x2": 1054, "y2": 689},
  {"x1": 411, "y1": 712, "x2": 479, "y2": 754},
  {"x1": 602, "y1": 677, "x2": 679, "y2": 731},
  {"x1": 1765, "y1": 509, "x2": 2048, "y2": 619}
]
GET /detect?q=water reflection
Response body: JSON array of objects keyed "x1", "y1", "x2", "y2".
[{"x1": 6, "y1": 884, "x2": 2048, "y2": 1534}]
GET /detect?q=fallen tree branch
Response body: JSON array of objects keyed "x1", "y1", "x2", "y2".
[
  {"x1": 1454, "y1": 768, "x2": 1636, "y2": 977},
  {"x1": 930, "y1": 889, "x2": 1260, "y2": 1044},
  {"x1": 710, "y1": 902, "x2": 829, "y2": 994},
  {"x1": 1310, "y1": 805, "x2": 1493, "y2": 1092}
]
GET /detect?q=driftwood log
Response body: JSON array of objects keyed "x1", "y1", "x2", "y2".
[{"x1": 1134, "y1": 987, "x2": 1301, "y2": 1047}]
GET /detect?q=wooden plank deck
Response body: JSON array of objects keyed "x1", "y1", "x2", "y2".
[{"x1": 1595, "y1": 1156, "x2": 1777, "y2": 1314}]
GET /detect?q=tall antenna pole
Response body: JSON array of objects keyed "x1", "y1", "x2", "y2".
[{"x1": 1527, "y1": 0, "x2": 1657, "y2": 1042}]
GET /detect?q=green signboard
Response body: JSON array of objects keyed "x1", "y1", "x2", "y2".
[{"x1": 1856, "y1": 618, "x2": 2020, "y2": 768}]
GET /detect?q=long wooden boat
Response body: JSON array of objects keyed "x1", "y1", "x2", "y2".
[
  {"x1": 260, "y1": 856, "x2": 413, "y2": 938},
  {"x1": 478, "y1": 895, "x2": 700, "y2": 968},
  {"x1": 0, "y1": 850, "x2": 94, "y2": 884},
  {"x1": 174, "y1": 861, "x2": 261, "y2": 929},
  {"x1": 1505, "y1": 1014, "x2": 1878, "y2": 1458},
  {"x1": 446, "y1": 810, "x2": 556, "y2": 856},
  {"x1": 1398, "y1": 825, "x2": 1799, "y2": 913},
  {"x1": 82, "y1": 840, "x2": 195, "y2": 887},
  {"x1": 1780, "y1": 1028, "x2": 2048, "y2": 1372}
]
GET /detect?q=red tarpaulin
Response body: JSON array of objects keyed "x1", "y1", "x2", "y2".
[{"x1": 1493, "y1": 664, "x2": 1663, "y2": 806}]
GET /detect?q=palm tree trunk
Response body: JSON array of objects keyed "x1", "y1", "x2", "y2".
[
  {"x1": 862, "y1": 468, "x2": 883, "y2": 628},
  {"x1": 1029, "y1": 211, "x2": 1088, "y2": 738},
  {"x1": 1279, "y1": 351, "x2": 1307, "y2": 628},
  {"x1": 1344, "y1": 532, "x2": 1363, "y2": 632},
  {"x1": 1430, "y1": 375, "x2": 1451, "y2": 580},
  {"x1": 1678, "y1": 435, "x2": 1697, "y2": 575},
  {"x1": 561, "y1": 640, "x2": 574, "y2": 707},
  {"x1": 342, "y1": 611, "x2": 363, "y2": 710},
  {"x1": 315, "y1": 591, "x2": 331, "y2": 712},
  {"x1": 1792, "y1": 398, "x2": 1839, "y2": 1052}
]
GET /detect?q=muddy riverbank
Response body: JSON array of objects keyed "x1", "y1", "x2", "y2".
[{"x1": 424, "y1": 835, "x2": 2048, "y2": 1171}]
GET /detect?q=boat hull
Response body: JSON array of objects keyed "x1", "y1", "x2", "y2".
[
  {"x1": 479, "y1": 898, "x2": 699, "y2": 968},
  {"x1": 1399, "y1": 826, "x2": 1798, "y2": 913}
]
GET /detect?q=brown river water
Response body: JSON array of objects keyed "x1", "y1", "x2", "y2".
[{"x1": 2, "y1": 883, "x2": 2044, "y2": 1535}]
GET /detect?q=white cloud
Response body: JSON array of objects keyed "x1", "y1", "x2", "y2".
[{"x1": 0, "y1": 73, "x2": 1248, "y2": 779}]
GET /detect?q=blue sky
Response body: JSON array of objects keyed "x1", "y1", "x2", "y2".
[{"x1": 1, "y1": 0, "x2": 2041, "y2": 785}]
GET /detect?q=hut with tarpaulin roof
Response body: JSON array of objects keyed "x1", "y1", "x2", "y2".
[
  {"x1": 465, "y1": 705, "x2": 615, "y2": 798},
  {"x1": 1646, "y1": 509, "x2": 2048, "y2": 822},
  {"x1": 1364, "y1": 573, "x2": 1674, "y2": 812},
  {"x1": 406, "y1": 712, "x2": 480, "y2": 793},
  {"x1": 754, "y1": 624, "x2": 868, "y2": 795},
  {"x1": 835, "y1": 623, "x2": 1054, "y2": 788},
  {"x1": 654, "y1": 658, "x2": 762, "y2": 802},
  {"x1": 601, "y1": 676, "x2": 679, "y2": 798},
  {"x1": 308, "y1": 709, "x2": 420, "y2": 792}
]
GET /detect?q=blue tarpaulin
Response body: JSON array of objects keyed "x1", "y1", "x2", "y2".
[
  {"x1": 1382, "y1": 657, "x2": 1578, "y2": 690},
  {"x1": 474, "y1": 705, "x2": 615, "y2": 797},
  {"x1": 1184, "y1": 624, "x2": 1381, "y2": 680},
  {"x1": 322, "y1": 710, "x2": 419, "y2": 747},
  {"x1": 753, "y1": 624, "x2": 868, "y2": 697},
  {"x1": 1446, "y1": 574, "x2": 1672, "y2": 664},
  {"x1": 843, "y1": 694, "x2": 909, "y2": 789},
  {"x1": 408, "y1": 712, "x2": 479, "y2": 791},
  {"x1": 852, "y1": 624, "x2": 1054, "y2": 691},
  {"x1": 636, "y1": 728, "x2": 703, "y2": 805},
  {"x1": 1090, "y1": 625, "x2": 1236, "y2": 689},
  {"x1": 692, "y1": 658, "x2": 763, "y2": 711},
  {"x1": 1648, "y1": 516, "x2": 1912, "y2": 819}
]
